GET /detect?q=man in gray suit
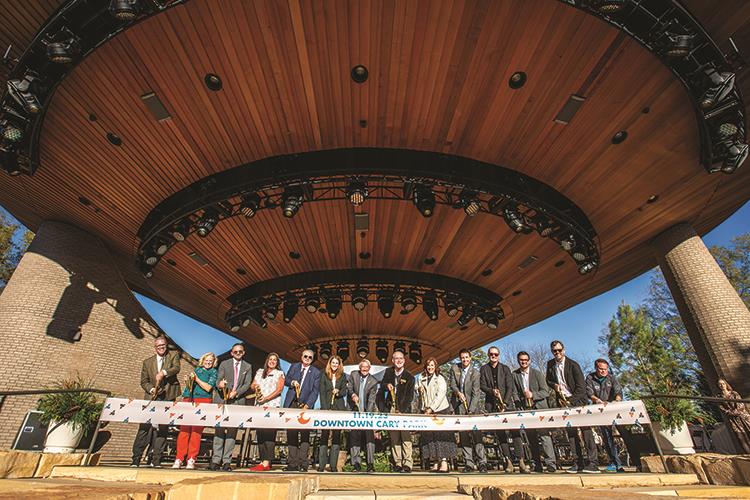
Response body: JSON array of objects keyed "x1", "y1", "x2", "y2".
[
  {"x1": 210, "y1": 343, "x2": 252, "y2": 471},
  {"x1": 449, "y1": 348, "x2": 487, "y2": 473},
  {"x1": 347, "y1": 358, "x2": 379, "y2": 472},
  {"x1": 512, "y1": 351, "x2": 557, "y2": 473}
]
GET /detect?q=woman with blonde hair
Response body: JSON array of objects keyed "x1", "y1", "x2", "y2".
[
  {"x1": 318, "y1": 355, "x2": 348, "y2": 472},
  {"x1": 249, "y1": 352, "x2": 285, "y2": 471},
  {"x1": 417, "y1": 357, "x2": 456, "y2": 472},
  {"x1": 718, "y1": 378, "x2": 750, "y2": 453},
  {"x1": 173, "y1": 352, "x2": 217, "y2": 469}
]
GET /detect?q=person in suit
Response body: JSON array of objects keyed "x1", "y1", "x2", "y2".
[
  {"x1": 545, "y1": 340, "x2": 599, "y2": 474},
  {"x1": 318, "y1": 355, "x2": 348, "y2": 472},
  {"x1": 376, "y1": 349, "x2": 415, "y2": 473},
  {"x1": 479, "y1": 345, "x2": 516, "y2": 473},
  {"x1": 347, "y1": 358, "x2": 379, "y2": 472},
  {"x1": 448, "y1": 348, "x2": 486, "y2": 473},
  {"x1": 131, "y1": 335, "x2": 181, "y2": 467},
  {"x1": 210, "y1": 342, "x2": 253, "y2": 471},
  {"x1": 418, "y1": 357, "x2": 456, "y2": 473},
  {"x1": 512, "y1": 351, "x2": 557, "y2": 473},
  {"x1": 283, "y1": 349, "x2": 321, "y2": 472}
]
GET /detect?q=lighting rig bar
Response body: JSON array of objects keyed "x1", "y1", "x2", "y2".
[
  {"x1": 299, "y1": 336, "x2": 439, "y2": 365},
  {"x1": 224, "y1": 268, "x2": 505, "y2": 334},
  {"x1": 0, "y1": 0, "x2": 189, "y2": 175},
  {"x1": 136, "y1": 148, "x2": 600, "y2": 278},
  {"x1": 563, "y1": 0, "x2": 747, "y2": 173}
]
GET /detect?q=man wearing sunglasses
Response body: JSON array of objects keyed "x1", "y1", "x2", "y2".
[
  {"x1": 545, "y1": 340, "x2": 599, "y2": 474},
  {"x1": 283, "y1": 349, "x2": 321, "y2": 471},
  {"x1": 479, "y1": 346, "x2": 516, "y2": 473},
  {"x1": 211, "y1": 343, "x2": 252, "y2": 471}
]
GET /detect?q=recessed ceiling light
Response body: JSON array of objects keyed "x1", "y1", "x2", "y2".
[
  {"x1": 207, "y1": 288, "x2": 217, "y2": 295},
  {"x1": 351, "y1": 65, "x2": 368, "y2": 83},
  {"x1": 236, "y1": 267, "x2": 247, "y2": 275},
  {"x1": 106, "y1": 132, "x2": 122, "y2": 146},
  {"x1": 204, "y1": 73, "x2": 222, "y2": 91},
  {"x1": 289, "y1": 251, "x2": 301, "y2": 260},
  {"x1": 481, "y1": 269, "x2": 493, "y2": 277},
  {"x1": 166, "y1": 259, "x2": 176, "y2": 266},
  {"x1": 512, "y1": 290, "x2": 522, "y2": 297},
  {"x1": 358, "y1": 251, "x2": 371, "y2": 260},
  {"x1": 612, "y1": 130, "x2": 628, "y2": 144},
  {"x1": 554, "y1": 260, "x2": 565, "y2": 268},
  {"x1": 424, "y1": 257, "x2": 436, "y2": 265},
  {"x1": 647, "y1": 194, "x2": 659, "y2": 204},
  {"x1": 508, "y1": 71, "x2": 527, "y2": 89}
]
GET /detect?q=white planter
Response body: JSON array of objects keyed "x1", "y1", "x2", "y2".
[
  {"x1": 44, "y1": 420, "x2": 84, "y2": 453},
  {"x1": 653, "y1": 421, "x2": 696, "y2": 455}
]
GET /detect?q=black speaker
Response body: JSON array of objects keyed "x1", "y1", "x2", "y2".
[{"x1": 13, "y1": 411, "x2": 48, "y2": 451}]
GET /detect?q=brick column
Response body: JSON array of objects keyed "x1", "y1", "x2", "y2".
[
  {"x1": 0, "y1": 221, "x2": 194, "y2": 461},
  {"x1": 651, "y1": 222, "x2": 750, "y2": 396}
]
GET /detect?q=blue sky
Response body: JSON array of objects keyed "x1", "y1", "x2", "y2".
[{"x1": 2, "y1": 201, "x2": 748, "y2": 368}]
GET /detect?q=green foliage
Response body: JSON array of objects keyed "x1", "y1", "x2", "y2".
[
  {"x1": 37, "y1": 376, "x2": 104, "y2": 436},
  {"x1": 0, "y1": 210, "x2": 34, "y2": 292}
]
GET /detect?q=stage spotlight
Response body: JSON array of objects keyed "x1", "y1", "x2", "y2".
[
  {"x1": 229, "y1": 317, "x2": 242, "y2": 333},
  {"x1": 377, "y1": 291, "x2": 394, "y2": 318},
  {"x1": 170, "y1": 219, "x2": 192, "y2": 242},
  {"x1": 572, "y1": 249, "x2": 587, "y2": 262},
  {"x1": 282, "y1": 186, "x2": 304, "y2": 218},
  {"x1": 264, "y1": 301, "x2": 278, "y2": 320},
  {"x1": 139, "y1": 262, "x2": 154, "y2": 279},
  {"x1": 239, "y1": 193, "x2": 261, "y2": 218},
  {"x1": 475, "y1": 308, "x2": 485, "y2": 326},
  {"x1": 351, "y1": 289, "x2": 368, "y2": 311},
  {"x1": 319, "y1": 342, "x2": 332, "y2": 360},
  {"x1": 443, "y1": 294, "x2": 459, "y2": 317},
  {"x1": 483, "y1": 312, "x2": 499, "y2": 330},
  {"x1": 241, "y1": 315, "x2": 251, "y2": 328},
  {"x1": 325, "y1": 291, "x2": 342, "y2": 319},
  {"x1": 503, "y1": 206, "x2": 528, "y2": 233},
  {"x1": 0, "y1": 150, "x2": 21, "y2": 176},
  {"x1": 7, "y1": 76, "x2": 42, "y2": 114},
  {"x1": 143, "y1": 252, "x2": 159, "y2": 266},
  {"x1": 422, "y1": 291, "x2": 439, "y2": 321},
  {"x1": 393, "y1": 341, "x2": 406, "y2": 354},
  {"x1": 250, "y1": 309, "x2": 267, "y2": 328},
  {"x1": 409, "y1": 342, "x2": 422, "y2": 364},
  {"x1": 46, "y1": 28, "x2": 80, "y2": 63},
  {"x1": 589, "y1": 0, "x2": 626, "y2": 14},
  {"x1": 337, "y1": 340, "x2": 350, "y2": 362},
  {"x1": 109, "y1": 0, "x2": 140, "y2": 20},
  {"x1": 700, "y1": 71, "x2": 735, "y2": 110},
  {"x1": 196, "y1": 208, "x2": 219, "y2": 237},
  {"x1": 1, "y1": 121, "x2": 23, "y2": 144},
  {"x1": 664, "y1": 32, "x2": 694, "y2": 58},
  {"x1": 722, "y1": 142, "x2": 749, "y2": 173},
  {"x1": 456, "y1": 308, "x2": 474, "y2": 327},
  {"x1": 376, "y1": 340, "x2": 389, "y2": 363},
  {"x1": 459, "y1": 190, "x2": 481, "y2": 217},
  {"x1": 536, "y1": 220, "x2": 556, "y2": 238},
  {"x1": 400, "y1": 291, "x2": 417, "y2": 313},
  {"x1": 346, "y1": 180, "x2": 368, "y2": 206},
  {"x1": 304, "y1": 292, "x2": 320, "y2": 313},
  {"x1": 578, "y1": 261, "x2": 597, "y2": 275},
  {"x1": 357, "y1": 339, "x2": 370, "y2": 358},
  {"x1": 283, "y1": 295, "x2": 299, "y2": 322},
  {"x1": 560, "y1": 234, "x2": 575, "y2": 252},
  {"x1": 413, "y1": 184, "x2": 435, "y2": 217}
]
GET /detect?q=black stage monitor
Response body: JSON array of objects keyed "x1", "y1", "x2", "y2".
[{"x1": 13, "y1": 410, "x2": 47, "y2": 451}]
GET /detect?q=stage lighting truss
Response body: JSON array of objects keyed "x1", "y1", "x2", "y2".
[
  {"x1": 564, "y1": 0, "x2": 747, "y2": 174},
  {"x1": 0, "y1": 0, "x2": 187, "y2": 175},
  {"x1": 297, "y1": 336, "x2": 437, "y2": 366},
  {"x1": 223, "y1": 268, "x2": 505, "y2": 334}
]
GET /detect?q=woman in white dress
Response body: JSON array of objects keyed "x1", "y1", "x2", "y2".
[{"x1": 249, "y1": 352, "x2": 285, "y2": 471}]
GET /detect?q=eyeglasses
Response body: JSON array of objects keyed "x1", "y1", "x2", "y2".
[
  {"x1": 302, "y1": 355, "x2": 313, "y2": 359},
  {"x1": 488, "y1": 352, "x2": 499, "y2": 357},
  {"x1": 232, "y1": 350, "x2": 244, "y2": 355},
  {"x1": 155, "y1": 344, "x2": 167, "y2": 349},
  {"x1": 551, "y1": 348, "x2": 563, "y2": 353},
  {"x1": 518, "y1": 358, "x2": 530, "y2": 362}
]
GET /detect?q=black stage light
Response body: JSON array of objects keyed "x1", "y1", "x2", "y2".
[
  {"x1": 393, "y1": 341, "x2": 406, "y2": 354},
  {"x1": 325, "y1": 291, "x2": 342, "y2": 319},
  {"x1": 351, "y1": 289, "x2": 368, "y2": 311},
  {"x1": 241, "y1": 315, "x2": 251, "y2": 328},
  {"x1": 46, "y1": 29, "x2": 80, "y2": 63},
  {"x1": 560, "y1": 234, "x2": 575, "y2": 252},
  {"x1": 443, "y1": 294, "x2": 460, "y2": 317},
  {"x1": 250, "y1": 309, "x2": 267, "y2": 328},
  {"x1": 109, "y1": 0, "x2": 140, "y2": 20},
  {"x1": 572, "y1": 249, "x2": 587, "y2": 262},
  {"x1": 456, "y1": 308, "x2": 474, "y2": 327},
  {"x1": 357, "y1": 339, "x2": 370, "y2": 358},
  {"x1": 664, "y1": 33, "x2": 694, "y2": 58},
  {"x1": 503, "y1": 206, "x2": 528, "y2": 233},
  {"x1": 400, "y1": 291, "x2": 417, "y2": 313},
  {"x1": 264, "y1": 301, "x2": 278, "y2": 320},
  {"x1": 722, "y1": 142, "x2": 749, "y2": 173},
  {"x1": 536, "y1": 220, "x2": 556, "y2": 238},
  {"x1": 589, "y1": 0, "x2": 626, "y2": 14},
  {"x1": 1, "y1": 121, "x2": 23, "y2": 145},
  {"x1": 337, "y1": 340, "x2": 350, "y2": 362},
  {"x1": 459, "y1": 190, "x2": 481, "y2": 217},
  {"x1": 483, "y1": 312, "x2": 499, "y2": 330},
  {"x1": 282, "y1": 186, "x2": 304, "y2": 218},
  {"x1": 196, "y1": 208, "x2": 219, "y2": 237},
  {"x1": 154, "y1": 237, "x2": 172, "y2": 256},
  {"x1": 283, "y1": 295, "x2": 299, "y2": 322},
  {"x1": 700, "y1": 71, "x2": 735, "y2": 110},
  {"x1": 422, "y1": 291, "x2": 439, "y2": 321},
  {"x1": 409, "y1": 342, "x2": 422, "y2": 364},
  {"x1": 170, "y1": 219, "x2": 192, "y2": 242},
  {"x1": 0, "y1": 151, "x2": 21, "y2": 176},
  {"x1": 7, "y1": 77, "x2": 41, "y2": 115},
  {"x1": 376, "y1": 340, "x2": 389, "y2": 363},
  {"x1": 304, "y1": 292, "x2": 320, "y2": 313},
  {"x1": 240, "y1": 193, "x2": 261, "y2": 218},
  {"x1": 578, "y1": 261, "x2": 597, "y2": 275},
  {"x1": 475, "y1": 307, "x2": 485, "y2": 326},
  {"x1": 319, "y1": 342, "x2": 332, "y2": 360},
  {"x1": 413, "y1": 184, "x2": 435, "y2": 218},
  {"x1": 139, "y1": 262, "x2": 154, "y2": 279},
  {"x1": 229, "y1": 317, "x2": 242, "y2": 333},
  {"x1": 346, "y1": 181, "x2": 368, "y2": 206},
  {"x1": 377, "y1": 291, "x2": 394, "y2": 318}
]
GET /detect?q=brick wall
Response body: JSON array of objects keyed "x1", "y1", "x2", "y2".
[{"x1": 0, "y1": 221, "x2": 199, "y2": 460}]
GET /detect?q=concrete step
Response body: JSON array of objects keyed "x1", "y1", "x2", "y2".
[
  {"x1": 306, "y1": 491, "x2": 468, "y2": 500},
  {"x1": 606, "y1": 485, "x2": 750, "y2": 497}
]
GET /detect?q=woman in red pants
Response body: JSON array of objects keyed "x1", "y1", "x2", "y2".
[{"x1": 173, "y1": 352, "x2": 217, "y2": 469}]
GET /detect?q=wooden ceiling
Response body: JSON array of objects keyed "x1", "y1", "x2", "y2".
[{"x1": 1, "y1": 0, "x2": 749, "y2": 368}]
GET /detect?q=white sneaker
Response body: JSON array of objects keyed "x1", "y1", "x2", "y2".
[
  {"x1": 186, "y1": 459, "x2": 196, "y2": 469},
  {"x1": 172, "y1": 459, "x2": 182, "y2": 469}
]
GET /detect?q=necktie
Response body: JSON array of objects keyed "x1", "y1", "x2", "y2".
[
  {"x1": 300, "y1": 367, "x2": 307, "y2": 388},
  {"x1": 232, "y1": 362, "x2": 239, "y2": 391},
  {"x1": 358, "y1": 375, "x2": 366, "y2": 405},
  {"x1": 460, "y1": 369, "x2": 466, "y2": 392}
]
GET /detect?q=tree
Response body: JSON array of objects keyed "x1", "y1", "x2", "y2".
[{"x1": 0, "y1": 210, "x2": 33, "y2": 293}]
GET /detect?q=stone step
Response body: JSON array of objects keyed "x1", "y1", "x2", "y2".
[{"x1": 306, "y1": 490, "x2": 469, "y2": 500}]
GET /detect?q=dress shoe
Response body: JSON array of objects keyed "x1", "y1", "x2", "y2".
[
  {"x1": 519, "y1": 458, "x2": 530, "y2": 474},
  {"x1": 546, "y1": 465, "x2": 557, "y2": 473},
  {"x1": 208, "y1": 462, "x2": 220, "y2": 471},
  {"x1": 366, "y1": 464, "x2": 375, "y2": 473},
  {"x1": 299, "y1": 465, "x2": 309, "y2": 472},
  {"x1": 392, "y1": 465, "x2": 402, "y2": 473},
  {"x1": 352, "y1": 463, "x2": 361, "y2": 472},
  {"x1": 282, "y1": 465, "x2": 297, "y2": 472},
  {"x1": 400, "y1": 466, "x2": 412, "y2": 473},
  {"x1": 221, "y1": 463, "x2": 232, "y2": 472},
  {"x1": 479, "y1": 463, "x2": 488, "y2": 473},
  {"x1": 462, "y1": 466, "x2": 475, "y2": 473}
]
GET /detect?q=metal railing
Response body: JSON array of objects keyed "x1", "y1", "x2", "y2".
[{"x1": 0, "y1": 388, "x2": 111, "y2": 466}]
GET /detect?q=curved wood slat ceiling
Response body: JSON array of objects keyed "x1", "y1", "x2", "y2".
[{"x1": 2, "y1": 0, "x2": 750, "y2": 367}]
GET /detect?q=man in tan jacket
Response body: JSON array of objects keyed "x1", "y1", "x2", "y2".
[{"x1": 131, "y1": 335, "x2": 181, "y2": 467}]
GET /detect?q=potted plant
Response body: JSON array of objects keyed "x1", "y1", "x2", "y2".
[{"x1": 38, "y1": 377, "x2": 104, "y2": 453}]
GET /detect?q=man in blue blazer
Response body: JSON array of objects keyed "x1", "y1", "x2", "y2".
[{"x1": 283, "y1": 349, "x2": 321, "y2": 471}]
